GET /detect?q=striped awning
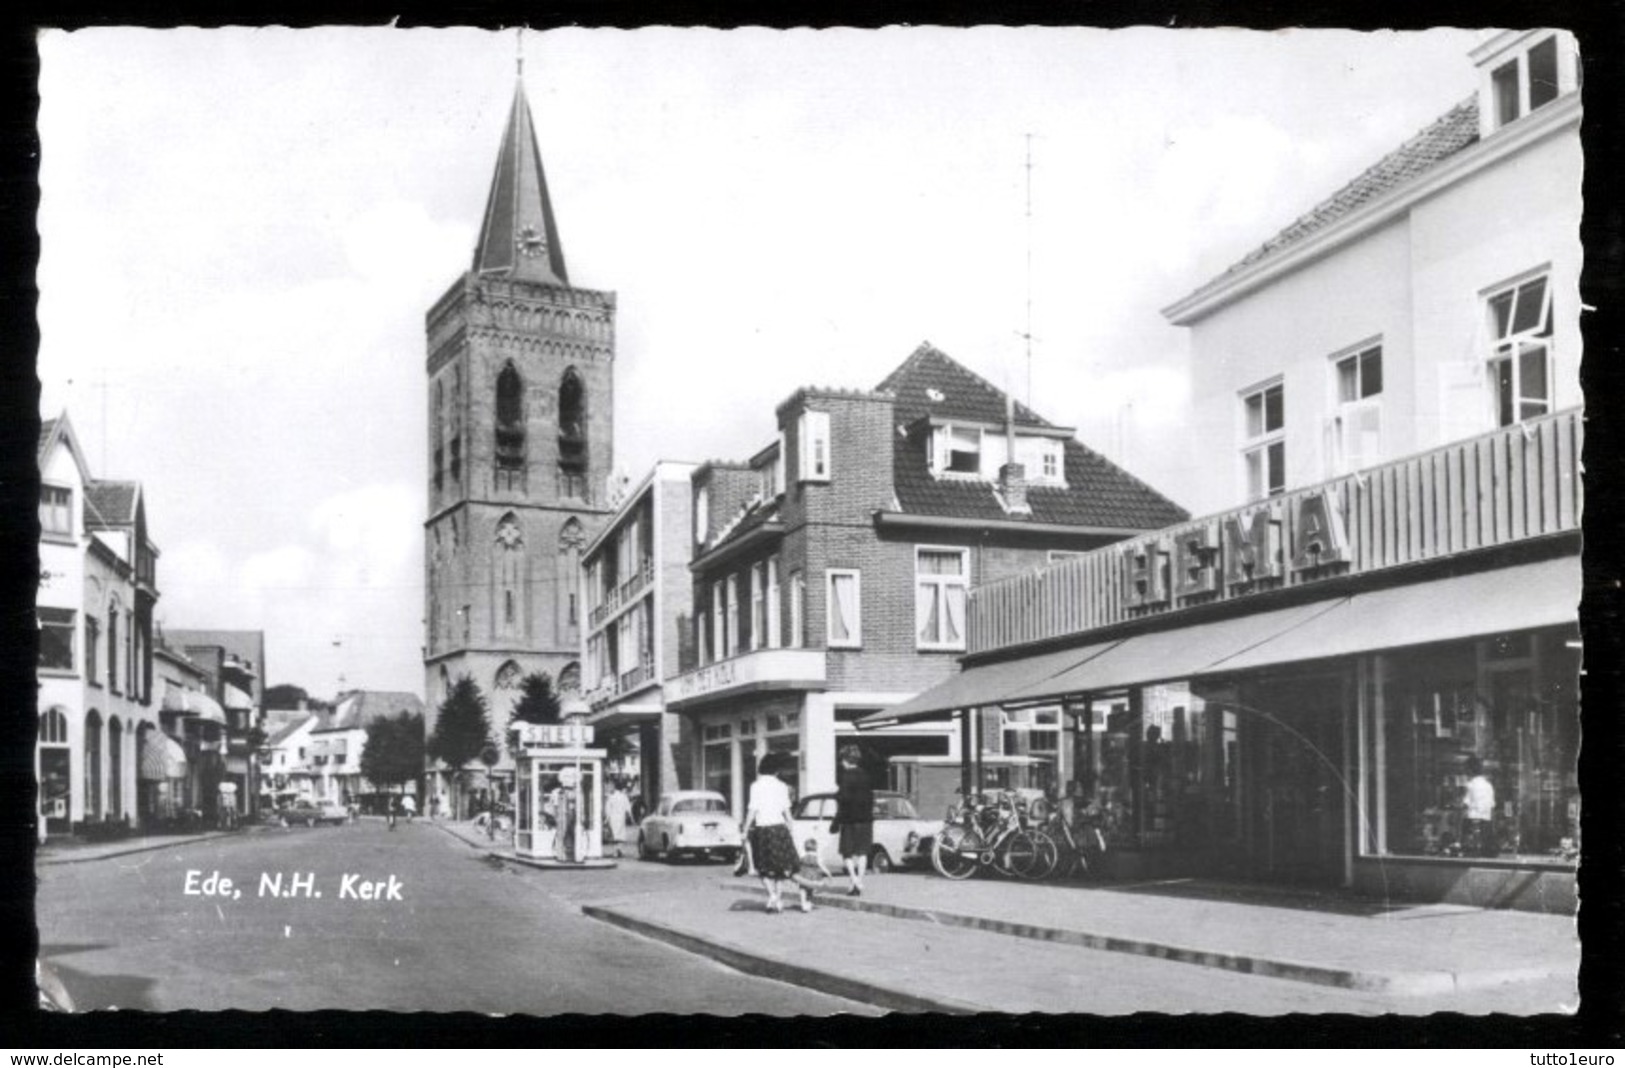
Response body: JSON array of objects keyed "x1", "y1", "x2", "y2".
[
  {"x1": 162, "y1": 683, "x2": 228, "y2": 724},
  {"x1": 140, "y1": 733, "x2": 187, "y2": 782},
  {"x1": 222, "y1": 682, "x2": 254, "y2": 712}
]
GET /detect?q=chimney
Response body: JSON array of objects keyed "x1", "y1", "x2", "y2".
[{"x1": 999, "y1": 392, "x2": 1031, "y2": 515}]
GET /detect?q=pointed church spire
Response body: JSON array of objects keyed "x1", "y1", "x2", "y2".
[{"x1": 473, "y1": 79, "x2": 569, "y2": 286}]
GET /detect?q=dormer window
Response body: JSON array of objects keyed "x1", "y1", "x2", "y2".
[
  {"x1": 1477, "y1": 32, "x2": 1577, "y2": 134},
  {"x1": 929, "y1": 425, "x2": 982, "y2": 476}
]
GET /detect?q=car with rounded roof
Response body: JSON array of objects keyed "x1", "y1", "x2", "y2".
[
  {"x1": 278, "y1": 799, "x2": 349, "y2": 827},
  {"x1": 789, "y1": 789, "x2": 937, "y2": 872},
  {"x1": 638, "y1": 790, "x2": 743, "y2": 863}
]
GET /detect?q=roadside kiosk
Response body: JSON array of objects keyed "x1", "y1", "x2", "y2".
[{"x1": 512, "y1": 722, "x2": 606, "y2": 862}]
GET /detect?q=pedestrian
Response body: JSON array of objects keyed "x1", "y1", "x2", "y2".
[
  {"x1": 742, "y1": 752, "x2": 799, "y2": 913},
  {"x1": 603, "y1": 780, "x2": 633, "y2": 858},
  {"x1": 387, "y1": 795, "x2": 398, "y2": 831},
  {"x1": 831, "y1": 744, "x2": 875, "y2": 896},
  {"x1": 401, "y1": 794, "x2": 417, "y2": 823},
  {"x1": 789, "y1": 837, "x2": 832, "y2": 913},
  {"x1": 1462, "y1": 756, "x2": 1496, "y2": 858}
]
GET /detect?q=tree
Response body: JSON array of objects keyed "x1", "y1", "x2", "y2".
[
  {"x1": 263, "y1": 683, "x2": 311, "y2": 710},
  {"x1": 505, "y1": 672, "x2": 563, "y2": 760},
  {"x1": 361, "y1": 711, "x2": 425, "y2": 802},
  {"x1": 428, "y1": 675, "x2": 492, "y2": 819}
]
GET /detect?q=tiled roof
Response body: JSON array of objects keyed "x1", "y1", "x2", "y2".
[
  {"x1": 891, "y1": 432, "x2": 1188, "y2": 530},
  {"x1": 878, "y1": 343, "x2": 1052, "y2": 428},
  {"x1": 1222, "y1": 97, "x2": 1479, "y2": 278},
  {"x1": 885, "y1": 345, "x2": 1188, "y2": 530},
  {"x1": 265, "y1": 714, "x2": 317, "y2": 748},
  {"x1": 84, "y1": 480, "x2": 139, "y2": 528},
  {"x1": 317, "y1": 690, "x2": 426, "y2": 733}
]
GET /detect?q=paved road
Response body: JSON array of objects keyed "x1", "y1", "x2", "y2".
[{"x1": 34, "y1": 821, "x2": 876, "y2": 1015}]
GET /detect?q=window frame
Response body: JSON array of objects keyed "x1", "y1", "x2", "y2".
[
  {"x1": 725, "y1": 574, "x2": 741, "y2": 657},
  {"x1": 799, "y1": 410, "x2": 831, "y2": 483},
  {"x1": 914, "y1": 545, "x2": 970, "y2": 651},
  {"x1": 749, "y1": 563, "x2": 765, "y2": 651},
  {"x1": 37, "y1": 607, "x2": 76, "y2": 673},
  {"x1": 765, "y1": 558, "x2": 781, "y2": 650},
  {"x1": 789, "y1": 571, "x2": 805, "y2": 649},
  {"x1": 1485, "y1": 271, "x2": 1554, "y2": 428},
  {"x1": 825, "y1": 568, "x2": 862, "y2": 649},
  {"x1": 1327, "y1": 341, "x2": 1384, "y2": 476},
  {"x1": 1239, "y1": 378, "x2": 1286, "y2": 502},
  {"x1": 40, "y1": 483, "x2": 73, "y2": 539}
]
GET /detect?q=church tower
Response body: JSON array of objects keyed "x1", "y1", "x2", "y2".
[{"x1": 423, "y1": 78, "x2": 613, "y2": 736}]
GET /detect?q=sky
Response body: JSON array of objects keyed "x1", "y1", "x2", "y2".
[{"x1": 36, "y1": 25, "x2": 1491, "y2": 700}]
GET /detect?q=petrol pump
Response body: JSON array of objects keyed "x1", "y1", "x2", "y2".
[{"x1": 511, "y1": 720, "x2": 606, "y2": 862}]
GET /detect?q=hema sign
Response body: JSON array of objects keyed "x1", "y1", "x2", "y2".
[{"x1": 1124, "y1": 488, "x2": 1350, "y2": 609}]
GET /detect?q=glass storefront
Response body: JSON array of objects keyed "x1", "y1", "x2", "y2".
[
  {"x1": 1369, "y1": 628, "x2": 1579, "y2": 864},
  {"x1": 1068, "y1": 682, "x2": 1239, "y2": 853}
]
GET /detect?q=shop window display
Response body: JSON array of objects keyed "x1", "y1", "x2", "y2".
[
  {"x1": 1067, "y1": 683, "x2": 1235, "y2": 851},
  {"x1": 1374, "y1": 630, "x2": 1578, "y2": 863}
]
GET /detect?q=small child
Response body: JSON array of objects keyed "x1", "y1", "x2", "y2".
[{"x1": 789, "y1": 838, "x2": 832, "y2": 913}]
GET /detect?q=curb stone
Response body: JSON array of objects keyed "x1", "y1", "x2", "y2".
[
  {"x1": 37, "y1": 831, "x2": 242, "y2": 866},
  {"x1": 581, "y1": 902, "x2": 977, "y2": 1014},
  {"x1": 721, "y1": 881, "x2": 1563, "y2": 996}
]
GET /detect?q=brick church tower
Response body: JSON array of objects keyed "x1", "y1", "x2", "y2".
[{"x1": 423, "y1": 78, "x2": 614, "y2": 740}]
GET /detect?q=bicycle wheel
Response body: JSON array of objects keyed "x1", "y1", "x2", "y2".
[
  {"x1": 1001, "y1": 829, "x2": 1055, "y2": 880},
  {"x1": 931, "y1": 823, "x2": 983, "y2": 881},
  {"x1": 1027, "y1": 830, "x2": 1061, "y2": 880}
]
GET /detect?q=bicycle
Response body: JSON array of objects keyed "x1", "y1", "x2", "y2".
[
  {"x1": 1036, "y1": 804, "x2": 1107, "y2": 880},
  {"x1": 931, "y1": 791, "x2": 1056, "y2": 881}
]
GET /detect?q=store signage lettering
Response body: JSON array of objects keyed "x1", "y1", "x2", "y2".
[
  {"x1": 516, "y1": 722, "x2": 594, "y2": 747},
  {"x1": 674, "y1": 659, "x2": 737, "y2": 700},
  {"x1": 1123, "y1": 488, "x2": 1348, "y2": 609}
]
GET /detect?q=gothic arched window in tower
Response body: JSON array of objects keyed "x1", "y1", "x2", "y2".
[
  {"x1": 433, "y1": 379, "x2": 445, "y2": 492},
  {"x1": 495, "y1": 361, "x2": 526, "y2": 491},
  {"x1": 557, "y1": 517, "x2": 587, "y2": 640},
  {"x1": 494, "y1": 660, "x2": 523, "y2": 691},
  {"x1": 558, "y1": 368, "x2": 588, "y2": 500}
]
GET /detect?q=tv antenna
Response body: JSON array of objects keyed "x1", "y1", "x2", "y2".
[{"x1": 1019, "y1": 133, "x2": 1037, "y2": 408}]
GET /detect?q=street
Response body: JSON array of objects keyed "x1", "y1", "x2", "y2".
[
  {"x1": 34, "y1": 821, "x2": 874, "y2": 1015},
  {"x1": 35, "y1": 820, "x2": 1578, "y2": 1016}
]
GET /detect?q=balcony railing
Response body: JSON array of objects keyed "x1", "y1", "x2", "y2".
[
  {"x1": 971, "y1": 408, "x2": 1583, "y2": 655},
  {"x1": 588, "y1": 556, "x2": 656, "y2": 630}
]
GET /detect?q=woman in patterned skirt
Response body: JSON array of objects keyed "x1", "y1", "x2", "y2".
[{"x1": 743, "y1": 752, "x2": 800, "y2": 913}]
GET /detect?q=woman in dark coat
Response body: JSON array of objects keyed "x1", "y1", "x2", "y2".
[{"x1": 832, "y1": 744, "x2": 875, "y2": 896}]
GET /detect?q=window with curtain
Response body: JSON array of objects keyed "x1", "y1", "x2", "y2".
[
  {"x1": 915, "y1": 548, "x2": 968, "y2": 650},
  {"x1": 749, "y1": 564, "x2": 765, "y2": 651},
  {"x1": 40, "y1": 484, "x2": 73, "y2": 536},
  {"x1": 790, "y1": 571, "x2": 805, "y2": 649},
  {"x1": 725, "y1": 575, "x2": 741, "y2": 656},
  {"x1": 766, "y1": 559, "x2": 781, "y2": 649},
  {"x1": 826, "y1": 569, "x2": 861, "y2": 648}
]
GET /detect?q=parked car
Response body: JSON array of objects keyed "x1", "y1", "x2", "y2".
[
  {"x1": 790, "y1": 790, "x2": 938, "y2": 872},
  {"x1": 279, "y1": 800, "x2": 349, "y2": 827},
  {"x1": 638, "y1": 790, "x2": 743, "y2": 863}
]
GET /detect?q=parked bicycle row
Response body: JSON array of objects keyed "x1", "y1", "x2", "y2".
[{"x1": 930, "y1": 788, "x2": 1107, "y2": 883}]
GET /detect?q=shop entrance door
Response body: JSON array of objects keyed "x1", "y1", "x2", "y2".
[{"x1": 1243, "y1": 672, "x2": 1348, "y2": 885}]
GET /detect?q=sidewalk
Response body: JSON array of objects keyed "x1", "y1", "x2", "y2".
[
  {"x1": 36, "y1": 829, "x2": 244, "y2": 866},
  {"x1": 430, "y1": 816, "x2": 617, "y2": 868},
  {"x1": 582, "y1": 871, "x2": 1577, "y2": 1013}
]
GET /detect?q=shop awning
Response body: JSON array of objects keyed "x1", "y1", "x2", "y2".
[
  {"x1": 1206, "y1": 555, "x2": 1578, "y2": 674},
  {"x1": 222, "y1": 682, "x2": 254, "y2": 711},
  {"x1": 858, "y1": 640, "x2": 1124, "y2": 727},
  {"x1": 996, "y1": 596, "x2": 1350, "y2": 704},
  {"x1": 862, "y1": 555, "x2": 1579, "y2": 725},
  {"x1": 140, "y1": 733, "x2": 188, "y2": 782}
]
